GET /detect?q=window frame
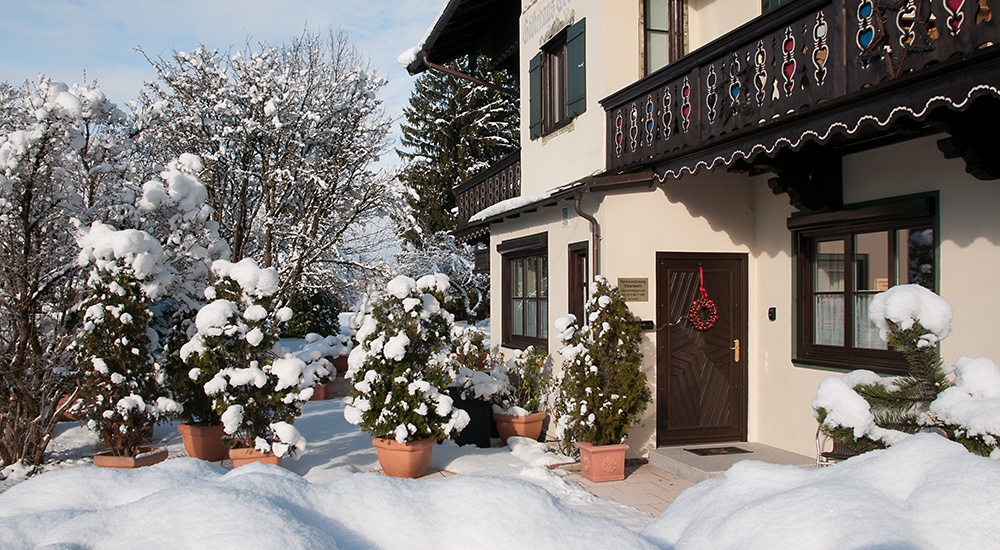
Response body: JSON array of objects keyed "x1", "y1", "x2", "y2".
[
  {"x1": 643, "y1": 0, "x2": 687, "y2": 75},
  {"x1": 568, "y1": 241, "x2": 589, "y2": 323},
  {"x1": 529, "y1": 18, "x2": 586, "y2": 139},
  {"x1": 541, "y1": 32, "x2": 570, "y2": 134},
  {"x1": 790, "y1": 196, "x2": 937, "y2": 374},
  {"x1": 499, "y1": 233, "x2": 549, "y2": 349}
]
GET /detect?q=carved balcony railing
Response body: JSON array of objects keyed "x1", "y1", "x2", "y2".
[
  {"x1": 602, "y1": 0, "x2": 1000, "y2": 180},
  {"x1": 454, "y1": 149, "x2": 521, "y2": 243}
]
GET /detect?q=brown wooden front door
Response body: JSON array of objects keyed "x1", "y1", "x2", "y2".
[{"x1": 656, "y1": 252, "x2": 748, "y2": 446}]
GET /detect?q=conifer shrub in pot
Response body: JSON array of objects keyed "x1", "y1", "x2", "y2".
[
  {"x1": 181, "y1": 259, "x2": 323, "y2": 466},
  {"x1": 74, "y1": 223, "x2": 180, "y2": 468},
  {"x1": 449, "y1": 326, "x2": 500, "y2": 448},
  {"x1": 344, "y1": 274, "x2": 469, "y2": 477},
  {"x1": 490, "y1": 346, "x2": 552, "y2": 445},
  {"x1": 553, "y1": 276, "x2": 651, "y2": 482}
]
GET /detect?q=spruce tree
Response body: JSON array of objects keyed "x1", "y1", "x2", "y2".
[{"x1": 396, "y1": 55, "x2": 519, "y2": 244}]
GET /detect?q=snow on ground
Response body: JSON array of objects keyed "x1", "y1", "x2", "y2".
[
  {"x1": 2, "y1": 401, "x2": 1000, "y2": 549},
  {"x1": 642, "y1": 433, "x2": 1000, "y2": 549},
  {"x1": 0, "y1": 398, "x2": 654, "y2": 549},
  {"x1": 2, "y1": 385, "x2": 999, "y2": 548}
]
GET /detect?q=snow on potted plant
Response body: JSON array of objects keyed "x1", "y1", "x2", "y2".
[
  {"x1": 490, "y1": 346, "x2": 552, "y2": 446},
  {"x1": 553, "y1": 276, "x2": 651, "y2": 482},
  {"x1": 181, "y1": 258, "x2": 324, "y2": 467},
  {"x1": 74, "y1": 222, "x2": 181, "y2": 468},
  {"x1": 294, "y1": 332, "x2": 351, "y2": 401},
  {"x1": 448, "y1": 326, "x2": 502, "y2": 448},
  {"x1": 344, "y1": 274, "x2": 469, "y2": 478},
  {"x1": 813, "y1": 284, "x2": 1000, "y2": 459}
]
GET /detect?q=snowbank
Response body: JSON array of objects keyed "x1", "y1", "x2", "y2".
[
  {"x1": 642, "y1": 433, "x2": 1000, "y2": 549},
  {"x1": 0, "y1": 458, "x2": 651, "y2": 549}
]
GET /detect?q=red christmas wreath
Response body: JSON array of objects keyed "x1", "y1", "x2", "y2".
[{"x1": 688, "y1": 266, "x2": 719, "y2": 331}]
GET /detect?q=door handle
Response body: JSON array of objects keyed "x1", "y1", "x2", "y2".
[{"x1": 730, "y1": 339, "x2": 740, "y2": 363}]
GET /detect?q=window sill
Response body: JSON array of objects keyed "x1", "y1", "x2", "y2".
[
  {"x1": 502, "y1": 336, "x2": 548, "y2": 351},
  {"x1": 793, "y1": 355, "x2": 909, "y2": 376}
]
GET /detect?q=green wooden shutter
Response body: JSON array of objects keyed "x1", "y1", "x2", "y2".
[
  {"x1": 566, "y1": 18, "x2": 586, "y2": 118},
  {"x1": 529, "y1": 53, "x2": 543, "y2": 140}
]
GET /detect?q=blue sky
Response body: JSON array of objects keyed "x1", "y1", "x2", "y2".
[{"x1": 0, "y1": 0, "x2": 446, "y2": 155}]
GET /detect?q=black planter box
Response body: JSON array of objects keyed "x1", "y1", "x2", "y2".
[{"x1": 448, "y1": 386, "x2": 492, "y2": 448}]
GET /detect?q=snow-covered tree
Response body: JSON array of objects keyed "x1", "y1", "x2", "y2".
[
  {"x1": 136, "y1": 31, "x2": 412, "y2": 302},
  {"x1": 814, "y1": 285, "x2": 1000, "y2": 459},
  {"x1": 396, "y1": 54, "x2": 518, "y2": 242},
  {"x1": 73, "y1": 222, "x2": 180, "y2": 457},
  {"x1": 344, "y1": 274, "x2": 469, "y2": 443},
  {"x1": 395, "y1": 231, "x2": 488, "y2": 320},
  {"x1": 0, "y1": 78, "x2": 127, "y2": 468},
  {"x1": 181, "y1": 258, "x2": 322, "y2": 458},
  {"x1": 552, "y1": 277, "x2": 651, "y2": 453}
]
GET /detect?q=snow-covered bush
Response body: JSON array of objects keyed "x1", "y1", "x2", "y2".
[
  {"x1": 74, "y1": 222, "x2": 180, "y2": 457},
  {"x1": 344, "y1": 274, "x2": 469, "y2": 444},
  {"x1": 180, "y1": 259, "x2": 322, "y2": 458},
  {"x1": 552, "y1": 277, "x2": 651, "y2": 452},
  {"x1": 0, "y1": 78, "x2": 131, "y2": 468},
  {"x1": 814, "y1": 284, "x2": 1000, "y2": 459},
  {"x1": 491, "y1": 346, "x2": 552, "y2": 415}
]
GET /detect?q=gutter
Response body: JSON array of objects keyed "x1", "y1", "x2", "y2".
[{"x1": 574, "y1": 188, "x2": 601, "y2": 277}]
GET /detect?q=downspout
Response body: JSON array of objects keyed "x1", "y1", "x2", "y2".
[
  {"x1": 421, "y1": 52, "x2": 518, "y2": 98},
  {"x1": 574, "y1": 189, "x2": 601, "y2": 277}
]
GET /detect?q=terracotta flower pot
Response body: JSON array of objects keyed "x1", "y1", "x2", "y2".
[
  {"x1": 493, "y1": 411, "x2": 546, "y2": 445},
  {"x1": 332, "y1": 355, "x2": 349, "y2": 373},
  {"x1": 92, "y1": 447, "x2": 168, "y2": 469},
  {"x1": 578, "y1": 441, "x2": 629, "y2": 482},
  {"x1": 177, "y1": 423, "x2": 228, "y2": 461},
  {"x1": 372, "y1": 437, "x2": 435, "y2": 478},
  {"x1": 229, "y1": 447, "x2": 282, "y2": 468},
  {"x1": 309, "y1": 382, "x2": 329, "y2": 401},
  {"x1": 57, "y1": 394, "x2": 79, "y2": 422}
]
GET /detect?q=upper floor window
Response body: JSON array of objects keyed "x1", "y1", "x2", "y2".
[
  {"x1": 644, "y1": 0, "x2": 687, "y2": 75},
  {"x1": 791, "y1": 197, "x2": 936, "y2": 374},
  {"x1": 530, "y1": 19, "x2": 586, "y2": 139},
  {"x1": 762, "y1": 0, "x2": 795, "y2": 12}
]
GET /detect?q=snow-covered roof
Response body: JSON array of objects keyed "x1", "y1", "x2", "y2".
[{"x1": 469, "y1": 180, "x2": 586, "y2": 224}]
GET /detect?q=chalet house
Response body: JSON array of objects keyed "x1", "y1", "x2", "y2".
[{"x1": 405, "y1": 0, "x2": 1000, "y2": 459}]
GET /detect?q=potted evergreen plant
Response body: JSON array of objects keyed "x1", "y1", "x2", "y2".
[
  {"x1": 343, "y1": 274, "x2": 469, "y2": 478},
  {"x1": 449, "y1": 326, "x2": 500, "y2": 448},
  {"x1": 553, "y1": 276, "x2": 651, "y2": 482},
  {"x1": 491, "y1": 346, "x2": 552, "y2": 445},
  {"x1": 181, "y1": 258, "x2": 321, "y2": 467},
  {"x1": 75, "y1": 222, "x2": 180, "y2": 468},
  {"x1": 166, "y1": 311, "x2": 227, "y2": 461}
]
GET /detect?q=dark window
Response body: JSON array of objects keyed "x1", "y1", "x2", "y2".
[
  {"x1": 791, "y1": 197, "x2": 936, "y2": 374},
  {"x1": 530, "y1": 19, "x2": 586, "y2": 139},
  {"x1": 762, "y1": 0, "x2": 795, "y2": 12},
  {"x1": 499, "y1": 233, "x2": 549, "y2": 348},
  {"x1": 644, "y1": 0, "x2": 687, "y2": 74},
  {"x1": 568, "y1": 242, "x2": 589, "y2": 323}
]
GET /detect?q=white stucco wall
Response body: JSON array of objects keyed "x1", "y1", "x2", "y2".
[
  {"x1": 686, "y1": 0, "x2": 760, "y2": 52},
  {"x1": 843, "y1": 135, "x2": 1000, "y2": 365}
]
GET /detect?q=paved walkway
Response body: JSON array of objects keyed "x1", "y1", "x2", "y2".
[
  {"x1": 564, "y1": 460, "x2": 693, "y2": 516},
  {"x1": 405, "y1": 459, "x2": 693, "y2": 517}
]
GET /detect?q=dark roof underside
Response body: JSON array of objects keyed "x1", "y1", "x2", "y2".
[{"x1": 406, "y1": 0, "x2": 519, "y2": 75}]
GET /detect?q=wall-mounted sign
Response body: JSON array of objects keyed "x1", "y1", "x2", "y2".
[{"x1": 618, "y1": 278, "x2": 648, "y2": 302}]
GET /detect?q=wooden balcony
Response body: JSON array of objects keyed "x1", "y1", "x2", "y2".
[
  {"x1": 454, "y1": 150, "x2": 521, "y2": 243},
  {"x1": 602, "y1": 0, "x2": 1000, "y2": 200}
]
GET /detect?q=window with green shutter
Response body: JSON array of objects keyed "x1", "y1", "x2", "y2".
[{"x1": 529, "y1": 18, "x2": 586, "y2": 139}]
